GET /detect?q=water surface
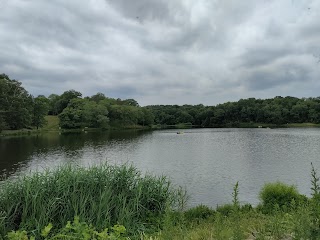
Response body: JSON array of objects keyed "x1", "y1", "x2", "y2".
[{"x1": 1, "y1": 128, "x2": 320, "y2": 207}]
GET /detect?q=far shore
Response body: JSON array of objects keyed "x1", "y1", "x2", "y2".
[{"x1": 1, "y1": 120, "x2": 320, "y2": 138}]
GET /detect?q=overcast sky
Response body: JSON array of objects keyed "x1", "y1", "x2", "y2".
[{"x1": 1, "y1": 0, "x2": 320, "y2": 105}]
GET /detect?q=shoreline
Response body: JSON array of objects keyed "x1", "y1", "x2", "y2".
[{"x1": 1, "y1": 122, "x2": 320, "y2": 137}]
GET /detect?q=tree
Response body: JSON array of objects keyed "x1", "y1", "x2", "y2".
[
  {"x1": 0, "y1": 74, "x2": 33, "y2": 129},
  {"x1": 58, "y1": 99, "x2": 84, "y2": 129},
  {"x1": 122, "y1": 99, "x2": 140, "y2": 107},
  {"x1": 58, "y1": 98, "x2": 109, "y2": 129},
  {"x1": 0, "y1": 115, "x2": 5, "y2": 133},
  {"x1": 48, "y1": 94, "x2": 60, "y2": 115},
  {"x1": 139, "y1": 108, "x2": 154, "y2": 126},
  {"x1": 32, "y1": 96, "x2": 49, "y2": 129},
  {"x1": 90, "y1": 92, "x2": 106, "y2": 103},
  {"x1": 82, "y1": 100, "x2": 109, "y2": 128},
  {"x1": 54, "y1": 90, "x2": 82, "y2": 114}
]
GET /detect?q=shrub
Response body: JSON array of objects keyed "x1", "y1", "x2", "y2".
[
  {"x1": 259, "y1": 182, "x2": 306, "y2": 213},
  {"x1": 216, "y1": 204, "x2": 234, "y2": 217},
  {"x1": 184, "y1": 205, "x2": 215, "y2": 222}
]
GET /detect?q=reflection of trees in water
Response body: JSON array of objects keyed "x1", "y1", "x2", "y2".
[
  {"x1": 0, "y1": 134, "x2": 61, "y2": 178},
  {"x1": 0, "y1": 130, "x2": 151, "y2": 179}
]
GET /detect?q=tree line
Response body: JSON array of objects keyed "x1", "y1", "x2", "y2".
[
  {"x1": 0, "y1": 74, "x2": 154, "y2": 131},
  {"x1": 1, "y1": 73, "x2": 320, "y2": 132},
  {"x1": 147, "y1": 96, "x2": 320, "y2": 127}
]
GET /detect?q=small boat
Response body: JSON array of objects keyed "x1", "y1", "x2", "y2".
[{"x1": 177, "y1": 131, "x2": 184, "y2": 134}]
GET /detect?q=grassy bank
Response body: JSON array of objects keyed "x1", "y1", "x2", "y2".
[
  {"x1": 0, "y1": 164, "x2": 181, "y2": 239},
  {"x1": 235, "y1": 122, "x2": 320, "y2": 128},
  {"x1": 0, "y1": 116, "x2": 152, "y2": 137},
  {"x1": 2, "y1": 117, "x2": 320, "y2": 137},
  {"x1": 2, "y1": 163, "x2": 320, "y2": 239}
]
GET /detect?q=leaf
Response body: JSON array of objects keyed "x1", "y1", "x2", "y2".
[{"x1": 41, "y1": 222, "x2": 53, "y2": 237}]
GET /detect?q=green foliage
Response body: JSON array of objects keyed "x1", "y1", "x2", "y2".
[
  {"x1": 147, "y1": 96, "x2": 320, "y2": 127},
  {"x1": 0, "y1": 74, "x2": 33, "y2": 130},
  {"x1": 54, "y1": 90, "x2": 82, "y2": 115},
  {"x1": 7, "y1": 218, "x2": 127, "y2": 240},
  {"x1": 3, "y1": 72, "x2": 320, "y2": 131},
  {"x1": 5, "y1": 167, "x2": 320, "y2": 239},
  {"x1": 216, "y1": 204, "x2": 235, "y2": 217},
  {"x1": 57, "y1": 94, "x2": 153, "y2": 129},
  {"x1": 311, "y1": 162, "x2": 320, "y2": 199},
  {"x1": 184, "y1": 205, "x2": 215, "y2": 222},
  {"x1": 259, "y1": 182, "x2": 306, "y2": 213},
  {"x1": 309, "y1": 163, "x2": 320, "y2": 238},
  {"x1": 59, "y1": 98, "x2": 109, "y2": 129},
  {"x1": 47, "y1": 94, "x2": 60, "y2": 115},
  {"x1": 0, "y1": 115, "x2": 6, "y2": 133},
  {"x1": 32, "y1": 96, "x2": 49, "y2": 129},
  {"x1": 232, "y1": 181, "x2": 240, "y2": 209},
  {"x1": 90, "y1": 92, "x2": 107, "y2": 103},
  {"x1": 0, "y1": 164, "x2": 180, "y2": 238}
]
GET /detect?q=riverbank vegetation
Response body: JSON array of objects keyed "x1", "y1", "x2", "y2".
[
  {"x1": 0, "y1": 164, "x2": 181, "y2": 238},
  {"x1": 1, "y1": 163, "x2": 320, "y2": 239},
  {"x1": 1, "y1": 73, "x2": 320, "y2": 135}
]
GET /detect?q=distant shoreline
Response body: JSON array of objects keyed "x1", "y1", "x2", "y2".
[{"x1": 1, "y1": 122, "x2": 320, "y2": 137}]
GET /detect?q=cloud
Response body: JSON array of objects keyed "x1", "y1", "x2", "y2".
[{"x1": 0, "y1": 0, "x2": 319, "y2": 105}]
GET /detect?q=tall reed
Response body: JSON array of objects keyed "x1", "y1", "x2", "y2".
[{"x1": 0, "y1": 164, "x2": 179, "y2": 237}]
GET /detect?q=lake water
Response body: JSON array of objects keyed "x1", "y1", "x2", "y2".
[{"x1": 1, "y1": 128, "x2": 320, "y2": 208}]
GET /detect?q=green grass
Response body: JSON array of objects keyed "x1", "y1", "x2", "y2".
[
  {"x1": 0, "y1": 164, "x2": 180, "y2": 238},
  {"x1": 0, "y1": 129, "x2": 36, "y2": 136},
  {"x1": 146, "y1": 202, "x2": 320, "y2": 240},
  {"x1": 284, "y1": 122, "x2": 320, "y2": 128},
  {"x1": 2, "y1": 163, "x2": 320, "y2": 239},
  {"x1": 42, "y1": 115, "x2": 60, "y2": 131},
  {"x1": 0, "y1": 116, "x2": 60, "y2": 136}
]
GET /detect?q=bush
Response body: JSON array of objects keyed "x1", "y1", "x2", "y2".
[
  {"x1": 259, "y1": 182, "x2": 306, "y2": 213},
  {"x1": 0, "y1": 164, "x2": 180, "y2": 238},
  {"x1": 216, "y1": 204, "x2": 234, "y2": 217},
  {"x1": 184, "y1": 205, "x2": 215, "y2": 222}
]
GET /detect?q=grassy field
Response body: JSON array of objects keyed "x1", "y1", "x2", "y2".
[
  {"x1": 42, "y1": 115, "x2": 60, "y2": 131},
  {"x1": 0, "y1": 116, "x2": 60, "y2": 137}
]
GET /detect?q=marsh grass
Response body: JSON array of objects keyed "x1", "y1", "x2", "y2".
[
  {"x1": 0, "y1": 164, "x2": 179, "y2": 238},
  {"x1": 3, "y1": 163, "x2": 320, "y2": 239}
]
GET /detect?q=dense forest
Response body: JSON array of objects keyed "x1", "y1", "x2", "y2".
[
  {"x1": 1, "y1": 73, "x2": 320, "y2": 132},
  {"x1": 147, "y1": 96, "x2": 320, "y2": 127}
]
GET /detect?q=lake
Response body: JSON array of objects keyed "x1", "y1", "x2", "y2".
[{"x1": 1, "y1": 128, "x2": 320, "y2": 208}]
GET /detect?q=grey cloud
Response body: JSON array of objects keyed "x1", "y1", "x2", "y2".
[
  {"x1": 239, "y1": 47, "x2": 293, "y2": 68},
  {"x1": 106, "y1": 0, "x2": 170, "y2": 23},
  {"x1": 244, "y1": 64, "x2": 311, "y2": 91},
  {"x1": 0, "y1": 0, "x2": 320, "y2": 105}
]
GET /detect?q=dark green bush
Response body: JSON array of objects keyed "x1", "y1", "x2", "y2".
[
  {"x1": 259, "y1": 182, "x2": 306, "y2": 213},
  {"x1": 184, "y1": 204, "x2": 215, "y2": 221},
  {"x1": 216, "y1": 204, "x2": 234, "y2": 217},
  {"x1": 240, "y1": 203, "x2": 253, "y2": 213}
]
